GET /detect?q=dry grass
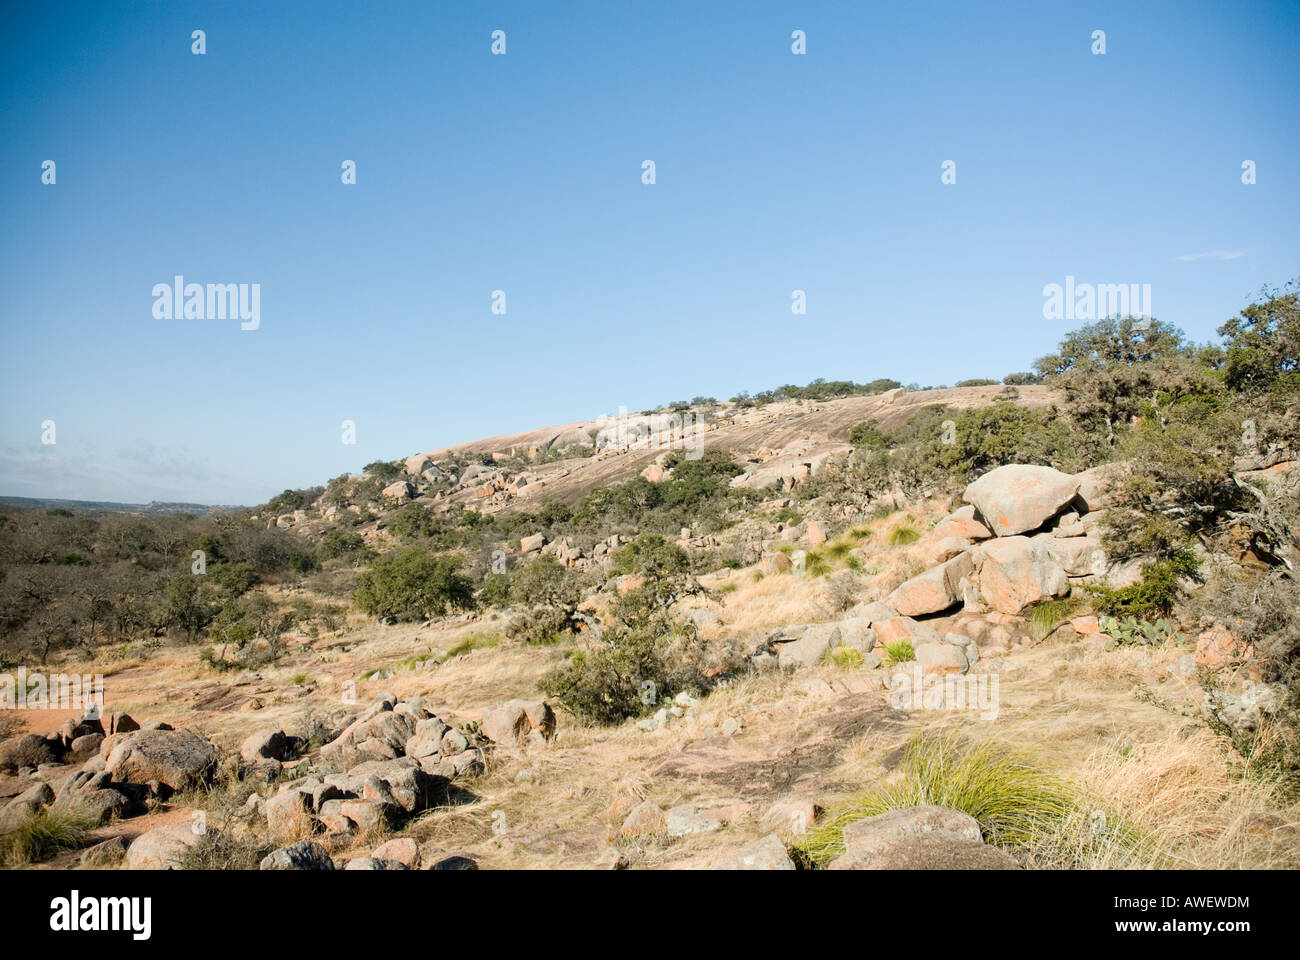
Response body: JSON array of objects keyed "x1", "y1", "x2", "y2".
[
  {"x1": 10, "y1": 502, "x2": 1297, "y2": 871},
  {"x1": 794, "y1": 735, "x2": 1087, "y2": 866},
  {"x1": 1, "y1": 801, "x2": 99, "y2": 866},
  {"x1": 1078, "y1": 731, "x2": 1300, "y2": 869},
  {"x1": 715, "y1": 569, "x2": 826, "y2": 634}
]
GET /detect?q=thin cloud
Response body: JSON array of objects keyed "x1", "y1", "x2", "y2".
[{"x1": 1177, "y1": 251, "x2": 1244, "y2": 261}]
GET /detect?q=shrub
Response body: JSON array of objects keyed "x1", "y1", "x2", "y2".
[
  {"x1": 478, "y1": 571, "x2": 511, "y2": 608},
  {"x1": 160, "y1": 574, "x2": 213, "y2": 641},
  {"x1": 175, "y1": 829, "x2": 266, "y2": 870},
  {"x1": 354, "y1": 548, "x2": 474, "y2": 621},
  {"x1": 363, "y1": 460, "x2": 403, "y2": 481},
  {"x1": 823, "y1": 645, "x2": 864, "y2": 668},
  {"x1": 507, "y1": 605, "x2": 572, "y2": 645},
  {"x1": 317, "y1": 527, "x2": 370, "y2": 562},
  {"x1": 883, "y1": 640, "x2": 915, "y2": 664},
  {"x1": 208, "y1": 561, "x2": 258, "y2": 599},
  {"x1": 887, "y1": 525, "x2": 920, "y2": 547},
  {"x1": 848, "y1": 422, "x2": 889, "y2": 451},
  {"x1": 1090, "y1": 552, "x2": 1198, "y2": 620},
  {"x1": 1003, "y1": 371, "x2": 1042, "y2": 385}
]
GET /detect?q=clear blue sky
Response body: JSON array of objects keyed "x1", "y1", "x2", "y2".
[{"x1": 2, "y1": 1, "x2": 1297, "y2": 505}]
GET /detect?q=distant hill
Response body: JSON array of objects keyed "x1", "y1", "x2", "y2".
[{"x1": 0, "y1": 496, "x2": 239, "y2": 515}]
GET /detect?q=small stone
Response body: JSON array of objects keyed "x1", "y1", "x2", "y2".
[{"x1": 620, "y1": 800, "x2": 666, "y2": 837}]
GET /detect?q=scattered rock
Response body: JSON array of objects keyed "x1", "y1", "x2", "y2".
[
  {"x1": 372, "y1": 837, "x2": 420, "y2": 867},
  {"x1": 710, "y1": 834, "x2": 795, "y2": 870},
  {"x1": 80, "y1": 836, "x2": 129, "y2": 868},
  {"x1": 481, "y1": 699, "x2": 557, "y2": 747},
  {"x1": 665, "y1": 804, "x2": 724, "y2": 837},
  {"x1": 620, "y1": 800, "x2": 666, "y2": 837},
  {"x1": 260, "y1": 840, "x2": 336, "y2": 870}
]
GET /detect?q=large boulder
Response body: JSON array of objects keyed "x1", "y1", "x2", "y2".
[
  {"x1": 885, "y1": 551, "x2": 975, "y2": 617},
  {"x1": 913, "y1": 641, "x2": 970, "y2": 676},
  {"x1": 930, "y1": 505, "x2": 993, "y2": 541},
  {"x1": 827, "y1": 805, "x2": 983, "y2": 870},
  {"x1": 404, "y1": 717, "x2": 451, "y2": 760},
  {"x1": 239, "y1": 729, "x2": 288, "y2": 764},
  {"x1": 6, "y1": 781, "x2": 55, "y2": 817},
  {"x1": 104, "y1": 729, "x2": 217, "y2": 792},
  {"x1": 1036, "y1": 534, "x2": 1107, "y2": 578},
  {"x1": 775, "y1": 622, "x2": 843, "y2": 669},
  {"x1": 963, "y1": 465, "x2": 1081, "y2": 537},
  {"x1": 322, "y1": 709, "x2": 416, "y2": 764},
  {"x1": 835, "y1": 617, "x2": 878, "y2": 653},
  {"x1": 265, "y1": 789, "x2": 314, "y2": 840},
  {"x1": 873, "y1": 615, "x2": 943, "y2": 649},
  {"x1": 481, "y1": 699, "x2": 557, "y2": 746},
  {"x1": 404, "y1": 454, "x2": 432, "y2": 476},
  {"x1": 382, "y1": 480, "x2": 415, "y2": 501},
  {"x1": 125, "y1": 820, "x2": 206, "y2": 870},
  {"x1": 831, "y1": 832, "x2": 1019, "y2": 869},
  {"x1": 1073, "y1": 463, "x2": 1125, "y2": 512},
  {"x1": 976, "y1": 536, "x2": 1068, "y2": 615},
  {"x1": 74, "y1": 788, "x2": 133, "y2": 825}
]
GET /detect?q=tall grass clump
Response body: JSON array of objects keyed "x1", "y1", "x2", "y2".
[
  {"x1": 882, "y1": 640, "x2": 915, "y2": 665},
  {"x1": 0, "y1": 803, "x2": 98, "y2": 866},
  {"x1": 887, "y1": 525, "x2": 920, "y2": 547},
  {"x1": 1026, "y1": 595, "x2": 1086, "y2": 642},
  {"x1": 792, "y1": 735, "x2": 1154, "y2": 868}
]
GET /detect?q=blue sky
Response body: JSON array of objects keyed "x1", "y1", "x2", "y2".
[{"x1": 1, "y1": 1, "x2": 1297, "y2": 505}]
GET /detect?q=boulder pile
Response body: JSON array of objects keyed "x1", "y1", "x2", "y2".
[
  {"x1": 0, "y1": 712, "x2": 212, "y2": 835},
  {"x1": 763, "y1": 463, "x2": 1120, "y2": 678},
  {"x1": 259, "y1": 694, "x2": 485, "y2": 839}
]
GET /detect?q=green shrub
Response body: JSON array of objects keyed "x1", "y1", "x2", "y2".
[
  {"x1": 1090, "y1": 551, "x2": 1198, "y2": 620},
  {"x1": 208, "y1": 561, "x2": 258, "y2": 599},
  {"x1": 883, "y1": 640, "x2": 915, "y2": 664},
  {"x1": 363, "y1": 460, "x2": 403, "y2": 481},
  {"x1": 317, "y1": 527, "x2": 370, "y2": 562},
  {"x1": 822, "y1": 645, "x2": 864, "y2": 668},
  {"x1": 1098, "y1": 615, "x2": 1181, "y2": 647},
  {"x1": 887, "y1": 525, "x2": 920, "y2": 547},
  {"x1": 354, "y1": 548, "x2": 474, "y2": 621},
  {"x1": 507, "y1": 605, "x2": 572, "y2": 645},
  {"x1": 848, "y1": 422, "x2": 889, "y2": 451}
]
